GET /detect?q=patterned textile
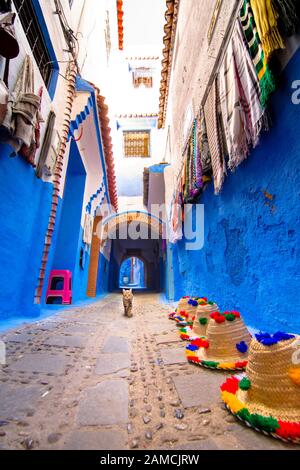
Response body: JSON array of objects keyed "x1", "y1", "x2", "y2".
[
  {"x1": 273, "y1": 0, "x2": 299, "y2": 37},
  {"x1": 240, "y1": 0, "x2": 276, "y2": 108},
  {"x1": 204, "y1": 78, "x2": 227, "y2": 195},
  {"x1": 250, "y1": 0, "x2": 284, "y2": 62},
  {"x1": 219, "y1": 20, "x2": 265, "y2": 171},
  {"x1": 198, "y1": 107, "x2": 212, "y2": 176},
  {"x1": 170, "y1": 190, "x2": 182, "y2": 244}
]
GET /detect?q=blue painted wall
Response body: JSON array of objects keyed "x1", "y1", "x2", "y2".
[
  {"x1": 169, "y1": 48, "x2": 300, "y2": 334},
  {"x1": 96, "y1": 253, "x2": 110, "y2": 296},
  {"x1": 0, "y1": 144, "x2": 53, "y2": 319}
]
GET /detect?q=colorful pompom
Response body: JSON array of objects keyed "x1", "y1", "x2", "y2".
[
  {"x1": 191, "y1": 338, "x2": 209, "y2": 349},
  {"x1": 273, "y1": 331, "x2": 295, "y2": 342},
  {"x1": 256, "y1": 331, "x2": 295, "y2": 347},
  {"x1": 235, "y1": 361, "x2": 248, "y2": 369},
  {"x1": 239, "y1": 377, "x2": 251, "y2": 391},
  {"x1": 215, "y1": 315, "x2": 226, "y2": 324},
  {"x1": 288, "y1": 367, "x2": 300, "y2": 387},
  {"x1": 199, "y1": 317, "x2": 208, "y2": 326},
  {"x1": 201, "y1": 360, "x2": 219, "y2": 369},
  {"x1": 221, "y1": 376, "x2": 239, "y2": 394},
  {"x1": 210, "y1": 312, "x2": 219, "y2": 319},
  {"x1": 249, "y1": 414, "x2": 280, "y2": 433},
  {"x1": 186, "y1": 344, "x2": 199, "y2": 352},
  {"x1": 231, "y1": 311, "x2": 241, "y2": 318},
  {"x1": 187, "y1": 355, "x2": 200, "y2": 363},
  {"x1": 236, "y1": 341, "x2": 248, "y2": 354},
  {"x1": 225, "y1": 313, "x2": 236, "y2": 322},
  {"x1": 276, "y1": 421, "x2": 300, "y2": 440},
  {"x1": 221, "y1": 392, "x2": 245, "y2": 414},
  {"x1": 237, "y1": 408, "x2": 251, "y2": 422}
]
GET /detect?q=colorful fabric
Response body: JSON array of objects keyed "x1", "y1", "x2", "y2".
[
  {"x1": 273, "y1": 0, "x2": 299, "y2": 37},
  {"x1": 204, "y1": 78, "x2": 227, "y2": 194},
  {"x1": 194, "y1": 118, "x2": 203, "y2": 188},
  {"x1": 240, "y1": 0, "x2": 276, "y2": 108},
  {"x1": 219, "y1": 20, "x2": 265, "y2": 171},
  {"x1": 198, "y1": 107, "x2": 212, "y2": 177},
  {"x1": 250, "y1": 0, "x2": 285, "y2": 62}
]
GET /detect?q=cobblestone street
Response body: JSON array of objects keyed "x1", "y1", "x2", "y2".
[{"x1": 0, "y1": 294, "x2": 296, "y2": 451}]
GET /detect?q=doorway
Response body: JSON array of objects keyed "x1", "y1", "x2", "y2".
[{"x1": 119, "y1": 257, "x2": 146, "y2": 289}]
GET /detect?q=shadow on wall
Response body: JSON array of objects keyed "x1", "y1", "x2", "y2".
[{"x1": 170, "y1": 48, "x2": 300, "y2": 334}]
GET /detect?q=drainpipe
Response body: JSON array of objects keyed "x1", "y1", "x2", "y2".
[{"x1": 34, "y1": 61, "x2": 78, "y2": 304}]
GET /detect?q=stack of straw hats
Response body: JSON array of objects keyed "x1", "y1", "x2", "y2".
[
  {"x1": 186, "y1": 311, "x2": 252, "y2": 370},
  {"x1": 180, "y1": 300, "x2": 219, "y2": 341},
  {"x1": 169, "y1": 296, "x2": 204, "y2": 327},
  {"x1": 169, "y1": 296, "x2": 191, "y2": 321},
  {"x1": 221, "y1": 332, "x2": 300, "y2": 443}
]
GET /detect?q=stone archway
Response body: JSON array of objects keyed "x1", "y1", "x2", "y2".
[
  {"x1": 119, "y1": 252, "x2": 149, "y2": 289},
  {"x1": 101, "y1": 211, "x2": 165, "y2": 293}
]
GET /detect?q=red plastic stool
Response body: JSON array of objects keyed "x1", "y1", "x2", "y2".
[{"x1": 46, "y1": 270, "x2": 72, "y2": 305}]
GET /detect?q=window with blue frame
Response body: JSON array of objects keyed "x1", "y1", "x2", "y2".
[{"x1": 13, "y1": 0, "x2": 59, "y2": 99}]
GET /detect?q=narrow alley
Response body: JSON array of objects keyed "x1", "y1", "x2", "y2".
[
  {"x1": 0, "y1": 294, "x2": 295, "y2": 451},
  {"x1": 0, "y1": 0, "x2": 300, "y2": 456}
]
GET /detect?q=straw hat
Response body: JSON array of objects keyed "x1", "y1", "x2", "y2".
[
  {"x1": 186, "y1": 311, "x2": 251, "y2": 370},
  {"x1": 169, "y1": 296, "x2": 191, "y2": 321},
  {"x1": 221, "y1": 333, "x2": 300, "y2": 444},
  {"x1": 169, "y1": 297, "x2": 205, "y2": 327},
  {"x1": 180, "y1": 301, "x2": 219, "y2": 341}
]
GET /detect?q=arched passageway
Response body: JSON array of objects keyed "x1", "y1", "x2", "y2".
[
  {"x1": 119, "y1": 256, "x2": 146, "y2": 289},
  {"x1": 101, "y1": 211, "x2": 166, "y2": 293}
]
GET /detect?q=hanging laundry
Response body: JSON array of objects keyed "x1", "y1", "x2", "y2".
[
  {"x1": 272, "y1": 0, "x2": 299, "y2": 37},
  {"x1": 83, "y1": 213, "x2": 94, "y2": 245},
  {"x1": 189, "y1": 119, "x2": 203, "y2": 199},
  {"x1": 19, "y1": 86, "x2": 44, "y2": 167},
  {"x1": 183, "y1": 143, "x2": 191, "y2": 202},
  {"x1": 0, "y1": 55, "x2": 42, "y2": 155},
  {"x1": 240, "y1": 0, "x2": 276, "y2": 108},
  {"x1": 204, "y1": 78, "x2": 227, "y2": 195},
  {"x1": 219, "y1": 20, "x2": 266, "y2": 171},
  {"x1": 36, "y1": 110, "x2": 56, "y2": 178},
  {"x1": 198, "y1": 107, "x2": 212, "y2": 180},
  {"x1": 250, "y1": 0, "x2": 285, "y2": 62}
]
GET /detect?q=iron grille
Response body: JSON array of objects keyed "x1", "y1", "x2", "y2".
[{"x1": 13, "y1": 0, "x2": 53, "y2": 88}]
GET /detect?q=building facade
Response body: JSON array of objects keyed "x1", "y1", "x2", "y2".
[{"x1": 0, "y1": 0, "x2": 117, "y2": 320}]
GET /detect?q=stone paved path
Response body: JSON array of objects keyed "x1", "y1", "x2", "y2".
[{"x1": 0, "y1": 294, "x2": 296, "y2": 450}]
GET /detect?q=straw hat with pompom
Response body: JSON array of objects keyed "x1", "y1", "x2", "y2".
[
  {"x1": 221, "y1": 333, "x2": 300, "y2": 444},
  {"x1": 179, "y1": 300, "x2": 219, "y2": 341},
  {"x1": 186, "y1": 311, "x2": 251, "y2": 370}
]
